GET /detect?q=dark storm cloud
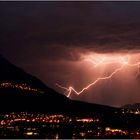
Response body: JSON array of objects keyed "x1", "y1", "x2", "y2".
[{"x1": 1, "y1": 2, "x2": 140, "y2": 62}]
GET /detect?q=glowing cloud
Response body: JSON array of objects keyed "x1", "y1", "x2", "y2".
[{"x1": 56, "y1": 53, "x2": 140, "y2": 98}]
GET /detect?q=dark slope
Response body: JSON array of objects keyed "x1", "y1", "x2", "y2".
[
  {"x1": 0, "y1": 54, "x2": 70, "y2": 113},
  {"x1": 0, "y1": 54, "x2": 53, "y2": 90},
  {"x1": 0, "y1": 54, "x2": 69, "y2": 100}
]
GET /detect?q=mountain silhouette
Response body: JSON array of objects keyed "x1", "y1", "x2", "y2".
[
  {"x1": 122, "y1": 103, "x2": 140, "y2": 110},
  {"x1": 0, "y1": 54, "x2": 54, "y2": 90},
  {"x1": 0, "y1": 54, "x2": 71, "y2": 113},
  {"x1": 0, "y1": 54, "x2": 118, "y2": 118}
]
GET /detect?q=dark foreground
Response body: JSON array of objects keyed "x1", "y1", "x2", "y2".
[{"x1": 0, "y1": 112, "x2": 140, "y2": 139}]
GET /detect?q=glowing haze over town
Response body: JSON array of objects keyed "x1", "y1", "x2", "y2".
[{"x1": 1, "y1": 2, "x2": 140, "y2": 107}]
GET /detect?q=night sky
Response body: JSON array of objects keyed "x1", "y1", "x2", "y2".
[{"x1": 1, "y1": 2, "x2": 140, "y2": 107}]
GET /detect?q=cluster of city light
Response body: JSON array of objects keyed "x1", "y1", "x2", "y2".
[
  {"x1": 0, "y1": 83, "x2": 44, "y2": 93},
  {"x1": 25, "y1": 132, "x2": 37, "y2": 136},
  {"x1": 122, "y1": 108, "x2": 140, "y2": 114},
  {"x1": 105, "y1": 127, "x2": 128, "y2": 135},
  {"x1": 0, "y1": 113, "x2": 74, "y2": 126},
  {"x1": 76, "y1": 118, "x2": 99, "y2": 123},
  {"x1": 0, "y1": 112, "x2": 100, "y2": 127},
  {"x1": 0, "y1": 112, "x2": 68, "y2": 126},
  {"x1": 56, "y1": 53, "x2": 140, "y2": 97}
]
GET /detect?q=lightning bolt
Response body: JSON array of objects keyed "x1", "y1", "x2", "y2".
[{"x1": 56, "y1": 55, "x2": 140, "y2": 98}]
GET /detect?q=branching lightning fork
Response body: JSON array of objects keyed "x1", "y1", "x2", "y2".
[{"x1": 56, "y1": 55, "x2": 140, "y2": 98}]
